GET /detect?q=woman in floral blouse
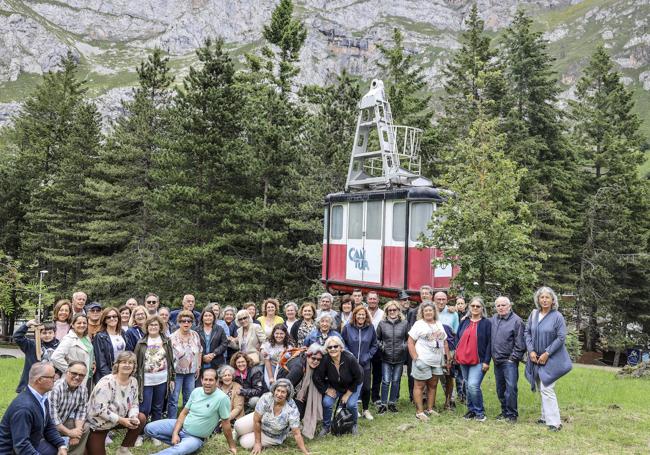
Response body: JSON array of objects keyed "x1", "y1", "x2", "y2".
[
  {"x1": 86, "y1": 351, "x2": 145, "y2": 455},
  {"x1": 167, "y1": 310, "x2": 202, "y2": 418}
]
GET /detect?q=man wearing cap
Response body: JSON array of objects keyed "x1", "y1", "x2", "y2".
[
  {"x1": 317, "y1": 293, "x2": 340, "y2": 330},
  {"x1": 85, "y1": 302, "x2": 102, "y2": 340}
]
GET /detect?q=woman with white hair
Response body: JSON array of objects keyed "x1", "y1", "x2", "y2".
[
  {"x1": 525, "y1": 286, "x2": 572, "y2": 432},
  {"x1": 234, "y1": 309, "x2": 266, "y2": 365},
  {"x1": 283, "y1": 302, "x2": 299, "y2": 333},
  {"x1": 302, "y1": 313, "x2": 343, "y2": 348},
  {"x1": 217, "y1": 365, "x2": 245, "y2": 423}
]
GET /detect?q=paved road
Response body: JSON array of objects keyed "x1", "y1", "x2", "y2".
[{"x1": 0, "y1": 347, "x2": 24, "y2": 358}]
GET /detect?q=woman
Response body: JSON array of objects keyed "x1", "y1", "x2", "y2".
[
  {"x1": 125, "y1": 305, "x2": 148, "y2": 351},
  {"x1": 197, "y1": 305, "x2": 229, "y2": 372},
  {"x1": 341, "y1": 306, "x2": 378, "y2": 421},
  {"x1": 261, "y1": 324, "x2": 293, "y2": 388},
  {"x1": 217, "y1": 365, "x2": 245, "y2": 423},
  {"x1": 168, "y1": 310, "x2": 202, "y2": 419},
  {"x1": 86, "y1": 351, "x2": 146, "y2": 455},
  {"x1": 231, "y1": 352, "x2": 265, "y2": 410},
  {"x1": 283, "y1": 302, "x2": 299, "y2": 334},
  {"x1": 134, "y1": 316, "x2": 175, "y2": 446},
  {"x1": 407, "y1": 301, "x2": 450, "y2": 421},
  {"x1": 455, "y1": 296, "x2": 492, "y2": 422},
  {"x1": 525, "y1": 286, "x2": 572, "y2": 432},
  {"x1": 313, "y1": 336, "x2": 363, "y2": 436},
  {"x1": 244, "y1": 302, "x2": 259, "y2": 323},
  {"x1": 292, "y1": 344, "x2": 324, "y2": 439},
  {"x1": 118, "y1": 305, "x2": 132, "y2": 333},
  {"x1": 208, "y1": 302, "x2": 231, "y2": 333},
  {"x1": 52, "y1": 313, "x2": 94, "y2": 383},
  {"x1": 234, "y1": 379, "x2": 309, "y2": 454},
  {"x1": 339, "y1": 296, "x2": 353, "y2": 331},
  {"x1": 93, "y1": 307, "x2": 126, "y2": 384},
  {"x1": 302, "y1": 313, "x2": 343, "y2": 348},
  {"x1": 158, "y1": 306, "x2": 175, "y2": 337},
  {"x1": 52, "y1": 299, "x2": 72, "y2": 341},
  {"x1": 257, "y1": 298, "x2": 285, "y2": 337},
  {"x1": 234, "y1": 309, "x2": 267, "y2": 365},
  {"x1": 223, "y1": 306, "x2": 239, "y2": 363},
  {"x1": 290, "y1": 302, "x2": 317, "y2": 346},
  {"x1": 376, "y1": 300, "x2": 409, "y2": 414}
]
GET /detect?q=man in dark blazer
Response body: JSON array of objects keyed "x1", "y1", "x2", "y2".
[{"x1": 0, "y1": 362, "x2": 67, "y2": 455}]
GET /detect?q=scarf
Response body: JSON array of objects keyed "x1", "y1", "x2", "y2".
[{"x1": 296, "y1": 366, "x2": 322, "y2": 439}]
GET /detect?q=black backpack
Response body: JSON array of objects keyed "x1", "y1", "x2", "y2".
[{"x1": 330, "y1": 396, "x2": 355, "y2": 436}]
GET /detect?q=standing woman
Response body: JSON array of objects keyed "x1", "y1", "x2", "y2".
[
  {"x1": 235, "y1": 309, "x2": 267, "y2": 365},
  {"x1": 208, "y1": 302, "x2": 231, "y2": 334},
  {"x1": 261, "y1": 324, "x2": 293, "y2": 388},
  {"x1": 52, "y1": 313, "x2": 94, "y2": 385},
  {"x1": 197, "y1": 306, "x2": 229, "y2": 373},
  {"x1": 158, "y1": 307, "x2": 175, "y2": 337},
  {"x1": 125, "y1": 305, "x2": 148, "y2": 352},
  {"x1": 52, "y1": 299, "x2": 72, "y2": 341},
  {"x1": 118, "y1": 305, "x2": 132, "y2": 333},
  {"x1": 376, "y1": 301, "x2": 409, "y2": 414},
  {"x1": 283, "y1": 302, "x2": 299, "y2": 334},
  {"x1": 341, "y1": 306, "x2": 378, "y2": 421},
  {"x1": 290, "y1": 302, "x2": 317, "y2": 347},
  {"x1": 455, "y1": 296, "x2": 492, "y2": 422},
  {"x1": 93, "y1": 307, "x2": 126, "y2": 384},
  {"x1": 407, "y1": 301, "x2": 450, "y2": 421},
  {"x1": 222, "y1": 306, "x2": 239, "y2": 364},
  {"x1": 525, "y1": 286, "x2": 572, "y2": 432},
  {"x1": 168, "y1": 310, "x2": 202, "y2": 419},
  {"x1": 339, "y1": 296, "x2": 353, "y2": 331},
  {"x1": 258, "y1": 298, "x2": 285, "y2": 338}
]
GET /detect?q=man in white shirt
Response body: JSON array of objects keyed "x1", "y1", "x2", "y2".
[{"x1": 366, "y1": 291, "x2": 384, "y2": 407}]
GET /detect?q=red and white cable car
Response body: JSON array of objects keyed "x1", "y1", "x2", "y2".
[{"x1": 321, "y1": 80, "x2": 459, "y2": 299}]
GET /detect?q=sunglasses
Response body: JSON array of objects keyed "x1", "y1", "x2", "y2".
[
  {"x1": 146, "y1": 300, "x2": 157, "y2": 304},
  {"x1": 237, "y1": 317, "x2": 248, "y2": 322},
  {"x1": 179, "y1": 319, "x2": 193, "y2": 324},
  {"x1": 105, "y1": 315, "x2": 118, "y2": 320},
  {"x1": 387, "y1": 308, "x2": 399, "y2": 312},
  {"x1": 89, "y1": 308, "x2": 102, "y2": 312},
  {"x1": 326, "y1": 345, "x2": 340, "y2": 350}
]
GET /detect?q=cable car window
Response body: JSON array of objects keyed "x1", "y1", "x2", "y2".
[
  {"x1": 410, "y1": 202, "x2": 433, "y2": 242},
  {"x1": 392, "y1": 202, "x2": 406, "y2": 242},
  {"x1": 366, "y1": 201, "x2": 382, "y2": 240},
  {"x1": 349, "y1": 202, "x2": 363, "y2": 239},
  {"x1": 331, "y1": 205, "x2": 343, "y2": 240}
]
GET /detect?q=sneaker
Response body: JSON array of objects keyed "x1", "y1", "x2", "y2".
[
  {"x1": 318, "y1": 427, "x2": 330, "y2": 437},
  {"x1": 152, "y1": 438, "x2": 162, "y2": 446},
  {"x1": 536, "y1": 419, "x2": 547, "y2": 425},
  {"x1": 415, "y1": 412, "x2": 429, "y2": 422},
  {"x1": 463, "y1": 411, "x2": 476, "y2": 420},
  {"x1": 387, "y1": 403, "x2": 398, "y2": 413},
  {"x1": 474, "y1": 415, "x2": 487, "y2": 422},
  {"x1": 115, "y1": 448, "x2": 134, "y2": 455},
  {"x1": 134, "y1": 436, "x2": 143, "y2": 447},
  {"x1": 374, "y1": 400, "x2": 382, "y2": 407},
  {"x1": 377, "y1": 404, "x2": 388, "y2": 415},
  {"x1": 495, "y1": 413, "x2": 505, "y2": 420},
  {"x1": 548, "y1": 425, "x2": 562, "y2": 432},
  {"x1": 363, "y1": 409, "x2": 374, "y2": 420}
]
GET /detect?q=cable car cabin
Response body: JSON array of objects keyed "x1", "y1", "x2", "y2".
[{"x1": 321, "y1": 187, "x2": 459, "y2": 299}]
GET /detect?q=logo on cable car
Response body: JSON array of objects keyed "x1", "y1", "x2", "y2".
[{"x1": 348, "y1": 248, "x2": 369, "y2": 271}]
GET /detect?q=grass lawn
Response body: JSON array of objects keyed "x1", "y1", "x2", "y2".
[{"x1": 1, "y1": 358, "x2": 649, "y2": 454}]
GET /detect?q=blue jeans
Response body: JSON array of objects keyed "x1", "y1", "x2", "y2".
[
  {"x1": 168, "y1": 373, "x2": 196, "y2": 418},
  {"x1": 380, "y1": 362, "x2": 403, "y2": 404},
  {"x1": 494, "y1": 361, "x2": 519, "y2": 418},
  {"x1": 144, "y1": 419, "x2": 205, "y2": 455},
  {"x1": 321, "y1": 382, "x2": 362, "y2": 429},
  {"x1": 459, "y1": 363, "x2": 486, "y2": 417},
  {"x1": 141, "y1": 382, "x2": 167, "y2": 421}
]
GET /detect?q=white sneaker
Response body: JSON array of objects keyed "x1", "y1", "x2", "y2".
[
  {"x1": 363, "y1": 409, "x2": 374, "y2": 420},
  {"x1": 115, "y1": 447, "x2": 133, "y2": 455},
  {"x1": 105, "y1": 434, "x2": 113, "y2": 446},
  {"x1": 152, "y1": 438, "x2": 162, "y2": 446},
  {"x1": 134, "y1": 436, "x2": 143, "y2": 447}
]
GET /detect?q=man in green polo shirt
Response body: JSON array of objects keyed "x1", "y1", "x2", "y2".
[{"x1": 144, "y1": 368, "x2": 237, "y2": 454}]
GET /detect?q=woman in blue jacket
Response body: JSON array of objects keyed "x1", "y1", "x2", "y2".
[
  {"x1": 455, "y1": 296, "x2": 492, "y2": 422},
  {"x1": 342, "y1": 306, "x2": 378, "y2": 421},
  {"x1": 525, "y1": 286, "x2": 572, "y2": 432}
]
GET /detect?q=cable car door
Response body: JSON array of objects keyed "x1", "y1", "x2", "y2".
[{"x1": 346, "y1": 201, "x2": 383, "y2": 283}]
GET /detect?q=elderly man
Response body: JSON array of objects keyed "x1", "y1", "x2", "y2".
[
  {"x1": 317, "y1": 292, "x2": 341, "y2": 329},
  {"x1": 125, "y1": 298, "x2": 139, "y2": 310},
  {"x1": 366, "y1": 291, "x2": 384, "y2": 407},
  {"x1": 419, "y1": 285, "x2": 433, "y2": 303},
  {"x1": 145, "y1": 292, "x2": 160, "y2": 316},
  {"x1": 144, "y1": 369, "x2": 237, "y2": 455},
  {"x1": 71, "y1": 292, "x2": 87, "y2": 316},
  {"x1": 0, "y1": 362, "x2": 67, "y2": 455},
  {"x1": 433, "y1": 292, "x2": 459, "y2": 334},
  {"x1": 48, "y1": 361, "x2": 89, "y2": 455},
  {"x1": 490, "y1": 296, "x2": 526, "y2": 422},
  {"x1": 170, "y1": 294, "x2": 202, "y2": 325}
]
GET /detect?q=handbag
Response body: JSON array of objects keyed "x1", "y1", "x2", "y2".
[{"x1": 331, "y1": 396, "x2": 355, "y2": 436}]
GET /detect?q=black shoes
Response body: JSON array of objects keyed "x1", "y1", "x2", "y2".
[
  {"x1": 548, "y1": 424, "x2": 562, "y2": 432},
  {"x1": 377, "y1": 404, "x2": 387, "y2": 415},
  {"x1": 387, "y1": 403, "x2": 399, "y2": 413},
  {"x1": 463, "y1": 411, "x2": 476, "y2": 419}
]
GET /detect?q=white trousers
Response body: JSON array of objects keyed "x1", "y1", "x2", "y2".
[
  {"x1": 537, "y1": 379, "x2": 561, "y2": 427},
  {"x1": 234, "y1": 412, "x2": 280, "y2": 450}
]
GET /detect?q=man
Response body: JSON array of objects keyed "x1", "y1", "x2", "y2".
[
  {"x1": 0, "y1": 362, "x2": 67, "y2": 455},
  {"x1": 85, "y1": 302, "x2": 102, "y2": 340},
  {"x1": 125, "y1": 298, "x2": 138, "y2": 310},
  {"x1": 366, "y1": 291, "x2": 384, "y2": 407},
  {"x1": 397, "y1": 290, "x2": 416, "y2": 402},
  {"x1": 14, "y1": 320, "x2": 60, "y2": 393},
  {"x1": 490, "y1": 296, "x2": 526, "y2": 422},
  {"x1": 145, "y1": 293, "x2": 160, "y2": 316},
  {"x1": 434, "y1": 292, "x2": 459, "y2": 334},
  {"x1": 419, "y1": 285, "x2": 433, "y2": 303},
  {"x1": 48, "y1": 361, "x2": 89, "y2": 455},
  {"x1": 71, "y1": 292, "x2": 87, "y2": 316},
  {"x1": 169, "y1": 294, "x2": 201, "y2": 325},
  {"x1": 351, "y1": 289, "x2": 365, "y2": 308},
  {"x1": 317, "y1": 292, "x2": 340, "y2": 329},
  {"x1": 144, "y1": 369, "x2": 237, "y2": 454}
]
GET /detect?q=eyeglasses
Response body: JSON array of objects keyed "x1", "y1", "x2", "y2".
[
  {"x1": 105, "y1": 315, "x2": 118, "y2": 320},
  {"x1": 326, "y1": 345, "x2": 340, "y2": 350},
  {"x1": 68, "y1": 371, "x2": 85, "y2": 379},
  {"x1": 179, "y1": 319, "x2": 193, "y2": 324}
]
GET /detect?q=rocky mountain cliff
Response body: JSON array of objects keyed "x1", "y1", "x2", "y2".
[{"x1": 1, "y1": 0, "x2": 650, "y2": 138}]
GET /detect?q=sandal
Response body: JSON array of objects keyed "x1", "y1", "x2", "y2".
[
  {"x1": 415, "y1": 412, "x2": 429, "y2": 422},
  {"x1": 424, "y1": 409, "x2": 438, "y2": 416}
]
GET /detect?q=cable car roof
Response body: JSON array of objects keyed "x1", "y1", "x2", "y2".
[{"x1": 325, "y1": 186, "x2": 448, "y2": 203}]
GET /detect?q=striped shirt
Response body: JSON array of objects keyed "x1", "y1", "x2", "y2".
[{"x1": 48, "y1": 378, "x2": 88, "y2": 426}]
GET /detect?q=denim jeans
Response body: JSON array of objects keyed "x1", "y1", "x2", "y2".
[
  {"x1": 459, "y1": 363, "x2": 486, "y2": 416},
  {"x1": 321, "y1": 382, "x2": 362, "y2": 429},
  {"x1": 140, "y1": 382, "x2": 167, "y2": 421},
  {"x1": 380, "y1": 362, "x2": 403, "y2": 404},
  {"x1": 168, "y1": 373, "x2": 196, "y2": 418},
  {"x1": 494, "y1": 361, "x2": 519, "y2": 418},
  {"x1": 144, "y1": 419, "x2": 205, "y2": 455}
]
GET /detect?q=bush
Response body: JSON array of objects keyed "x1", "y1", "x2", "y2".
[{"x1": 565, "y1": 328, "x2": 582, "y2": 362}]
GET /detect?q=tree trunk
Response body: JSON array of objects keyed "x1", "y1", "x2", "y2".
[{"x1": 613, "y1": 350, "x2": 621, "y2": 368}]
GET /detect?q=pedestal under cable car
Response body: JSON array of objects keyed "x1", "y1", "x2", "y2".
[{"x1": 321, "y1": 79, "x2": 459, "y2": 299}]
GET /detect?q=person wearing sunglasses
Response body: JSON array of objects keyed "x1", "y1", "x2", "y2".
[
  {"x1": 376, "y1": 301, "x2": 409, "y2": 414},
  {"x1": 93, "y1": 307, "x2": 126, "y2": 384},
  {"x1": 144, "y1": 293, "x2": 160, "y2": 316},
  {"x1": 168, "y1": 310, "x2": 203, "y2": 419},
  {"x1": 234, "y1": 309, "x2": 267, "y2": 365},
  {"x1": 48, "y1": 361, "x2": 90, "y2": 454}
]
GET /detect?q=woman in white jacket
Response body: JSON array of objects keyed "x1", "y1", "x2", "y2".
[{"x1": 52, "y1": 313, "x2": 94, "y2": 385}]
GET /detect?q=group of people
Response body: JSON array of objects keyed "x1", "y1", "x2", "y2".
[{"x1": 0, "y1": 285, "x2": 573, "y2": 454}]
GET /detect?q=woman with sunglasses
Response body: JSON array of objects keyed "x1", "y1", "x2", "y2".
[
  {"x1": 93, "y1": 307, "x2": 126, "y2": 384},
  {"x1": 234, "y1": 309, "x2": 267, "y2": 365},
  {"x1": 125, "y1": 305, "x2": 148, "y2": 352},
  {"x1": 376, "y1": 300, "x2": 409, "y2": 414},
  {"x1": 168, "y1": 310, "x2": 202, "y2": 419},
  {"x1": 455, "y1": 296, "x2": 492, "y2": 422},
  {"x1": 313, "y1": 336, "x2": 363, "y2": 436}
]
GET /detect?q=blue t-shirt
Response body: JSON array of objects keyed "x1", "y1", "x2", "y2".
[{"x1": 183, "y1": 388, "x2": 231, "y2": 438}]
